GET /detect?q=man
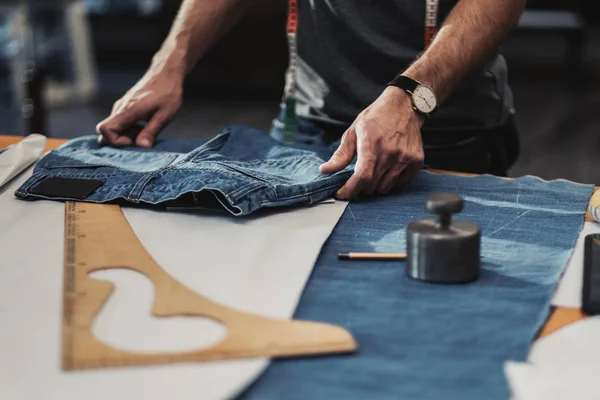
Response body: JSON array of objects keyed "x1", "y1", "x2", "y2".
[{"x1": 96, "y1": 0, "x2": 525, "y2": 200}]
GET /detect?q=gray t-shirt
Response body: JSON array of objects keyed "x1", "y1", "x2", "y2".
[{"x1": 287, "y1": 0, "x2": 515, "y2": 133}]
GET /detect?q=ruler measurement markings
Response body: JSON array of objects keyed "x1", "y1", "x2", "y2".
[{"x1": 63, "y1": 202, "x2": 82, "y2": 369}]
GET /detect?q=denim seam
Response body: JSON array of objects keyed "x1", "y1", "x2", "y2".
[
  {"x1": 215, "y1": 164, "x2": 278, "y2": 198},
  {"x1": 37, "y1": 171, "x2": 125, "y2": 179},
  {"x1": 187, "y1": 130, "x2": 232, "y2": 162},
  {"x1": 191, "y1": 155, "x2": 324, "y2": 166},
  {"x1": 146, "y1": 183, "x2": 267, "y2": 210},
  {"x1": 227, "y1": 182, "x2": 269, "y2": 200},
  {"x1": 212, "y1": 184, "x2": 269, "y2": 212},
  {"x1": 151, "y1": 152, "x2": 271, "y2": 202},
  {"x1": 275, "y1": 181, "x2": 345, "y2": 201},
  {"x1": 174, "y1": 161, "x2": 278, "y2": 199},
  {"x1": 39, "y1": 150, "x2": 180, "y2": 173}
]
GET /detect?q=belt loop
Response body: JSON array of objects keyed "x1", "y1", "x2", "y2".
[{"x1": 127, "y1": 174, "x2": 156, "y2": 202}]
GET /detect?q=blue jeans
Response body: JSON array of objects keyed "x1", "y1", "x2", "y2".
[{"x1": 15, "y1": 125, "x2": 354, "y2": 216}]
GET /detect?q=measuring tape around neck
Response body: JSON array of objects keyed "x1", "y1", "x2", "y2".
[
  {"x1": 282, "y1": 0, "x2": 299, "y2": 142},
  {"x1": 282, "y1": 0, "x2": 440, "y2": 142},
  {"x1": 425, "y1": 0, "x2": 440, "y2": 47}
]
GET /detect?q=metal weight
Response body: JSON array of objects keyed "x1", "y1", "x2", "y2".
[{"x1": 405, "y1": 193, "x2": 480, "y2": 283}]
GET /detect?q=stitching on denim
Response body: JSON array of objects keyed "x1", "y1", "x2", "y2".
[
  {"x1": 275, "y1": 181, "x2": 346, "y2": 201},
  {"x1": 128, "y1": 174, "x2": 158, "y2": 202},
  {"x1": 227, "y1": 181, "x2": 267, "y2": 200},
  {"x1": 38, "y1": 164, "x2": 131, "y2": 174},
  {"x1": 191, "y1": 155, "x2": 324, "y2": 166},
  {"x1": 36, "y1": 170, "x2": 123, "y2": 179},
  {"x1": 187, "y1": 130, "x2": 232, "y2": 162},
  {"x1": 14, "y1": 173, "x2": 49, "y2": 196},
  {"x1": 16, "y1": 173, "x2": 138, "y2": 197},
  {"x1": 210, "y1": 183, "x2": 268, "y2": 212},
  {"x1": 213, "y1": 163, "x2": 277, "y2": 197},
  {"x1": 38, "y1": 152, "x2": 180, "y2": 173},
  {"x1": 148, "y1": 163, "x2": 265, "y2": 203},
  {"x1": 174, "y1": 161, "x2": 277, "y2": 199}
]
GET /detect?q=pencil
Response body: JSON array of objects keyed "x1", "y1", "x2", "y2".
[{"x1": 338, "y1": 252, "x2": 407, "y2": 261}]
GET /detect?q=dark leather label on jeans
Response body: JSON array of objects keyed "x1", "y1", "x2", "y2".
[{"x1": 28, "y1": 177, "x2": 104, "y2": 199}]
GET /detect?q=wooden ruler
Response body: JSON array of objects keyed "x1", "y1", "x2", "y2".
[{"x1": 61, "y1": 201, "x2": 357, "y2": 370}]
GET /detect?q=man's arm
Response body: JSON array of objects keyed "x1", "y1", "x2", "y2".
[
  {"x1": 154, "y1": 0, "x2": 254, "y2": 77},
  {"x1": 96, "y1": 0, "x2": 253, "y2": 147},
  {"x1": 320, "y1": 0, "x2": 526, "y2": 199},
  {"x1": 403, "y1": 0, "x2": 526, "y2": 103}
]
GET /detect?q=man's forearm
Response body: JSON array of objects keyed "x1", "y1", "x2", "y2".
[
  {"x1": 151, "y1": 0, "x2": 254, "y2": 78},
  {"x1": 402, "y1": 0, "x2": 525, "y2": 104}
]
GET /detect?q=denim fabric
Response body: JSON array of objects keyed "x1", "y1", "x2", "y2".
[
  {"x1": 238, "y1": 172, "x2": 594, "y2": 400},
  {"x1": 14, "y1": 126, "x2": 354, "y2": 216}
]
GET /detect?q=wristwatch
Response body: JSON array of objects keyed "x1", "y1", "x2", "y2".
[{"x1": 387, "y1": 75, "x2": 437, "y2": 117}]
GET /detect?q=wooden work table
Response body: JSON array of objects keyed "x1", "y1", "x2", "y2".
[{"x1": 0, "y1": 134, "x2": 593, "y2": 339}]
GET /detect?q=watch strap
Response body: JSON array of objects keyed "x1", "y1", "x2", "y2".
[{"x1": 387, "y1": 75, "x2": 419, "y2": 93}]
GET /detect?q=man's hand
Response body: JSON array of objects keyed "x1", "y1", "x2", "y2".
[
  {"x1": 96, "y1": 68, "x2": 183, "y2": 148},
  {"x1": 319, "y1": 86, "x2": 425, "y2": 200},
  {"x1": 95, "y1": 0, "x2": 252, "y2": 148}
]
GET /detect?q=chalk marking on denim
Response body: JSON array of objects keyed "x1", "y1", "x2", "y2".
[
  {"x1": 486, "y1": 210, "x2": 532, "y2": 238},
  {"x1": 418, "y1": 169, "x2": 594, "y2": 187},
  {"x1": 461, "y1": 196, "x2": 582, "y2": 215},
  {"x1": 347, "y1": 205, "x2": 356, "y2": 222},
  {"x1": 482, "y1": 214, "x2": 497, "y2": 236}
]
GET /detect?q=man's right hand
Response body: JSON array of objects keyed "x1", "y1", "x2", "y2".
[{"x1": 96, "y1": 68, "x2": 183, "y2": 148}]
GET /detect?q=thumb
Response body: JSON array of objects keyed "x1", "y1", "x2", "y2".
[
  {"x1": 320, "y1": 129, "x2": 356, "y2": 174},
  {"x1": 135, "y1": 111, "x2": 168, "y2": 148}
]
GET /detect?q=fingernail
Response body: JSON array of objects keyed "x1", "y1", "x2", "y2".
[
  {"x1": 115, "y1": 136, "x2": 132, "y2": 146},
  {"x1": 139, "y1": 138, "x2": 151, "y2": 148}
]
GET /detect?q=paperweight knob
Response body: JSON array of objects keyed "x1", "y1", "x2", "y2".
[
  {"x1": 405, "y1": 193, "x2": 480, "y2": 284},
  {"x1": 425, "y1": 193, "x2": 463, "y2": 229}
]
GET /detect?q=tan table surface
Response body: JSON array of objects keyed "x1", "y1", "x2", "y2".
[{"x1": 0, "y1": 134, "x2": 594, "y2": 338}]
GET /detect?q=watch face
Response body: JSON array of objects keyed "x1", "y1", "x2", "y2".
[{"x1": 412, "y1": 85, "x2": 437, "y2": 113}]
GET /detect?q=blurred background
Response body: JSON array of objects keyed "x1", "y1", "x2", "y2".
[{"x1": 1, "y1": 0, "x2": 599, "y2": 182}]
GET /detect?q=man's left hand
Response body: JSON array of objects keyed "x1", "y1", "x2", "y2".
[{"x1": 319, "y1": 86, "x2": 426, "y2": 200}]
